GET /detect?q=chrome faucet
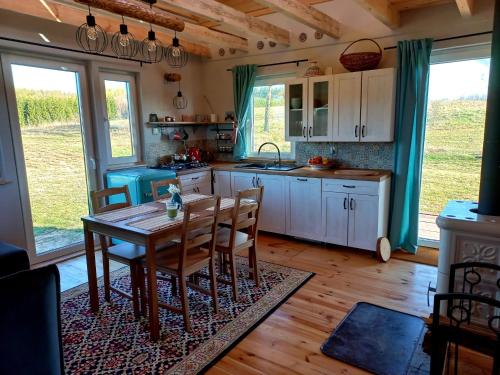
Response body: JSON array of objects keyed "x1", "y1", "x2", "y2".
[{"x1": 257, "y1": 142, "x2": 281, "y2": 166}]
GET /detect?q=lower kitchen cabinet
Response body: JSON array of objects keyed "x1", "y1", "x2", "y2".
[
  {"x1": 256, "y1": 174, "x2": 286, "y2": 234},
  {"x1": 180, "y1": 171, "x2": 212, "y2": 195},
  {"x1": 231, "y1": 171, "x2": 256, "y2": 193},
  {"x1": 347, "y1": 194, "x2": 379, "y2": 250},
  {"x1": 213, "y1": 170, "x2": 232, "y2": 197},
  {"x1": 286, "y1": 176, "x2": 322, "y2": 240},
  {"x1": 322, "y1": 192, "x2": 349, "y2": 246}
]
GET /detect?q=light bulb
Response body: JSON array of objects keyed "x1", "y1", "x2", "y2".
[
  {"x1": 86, "y1": 26, "x2": 98, "y2": 41},
  {"x1": 171, "y1": 46, "x2": 181, "y2": 57},
  {"x1": 119, "y1": 34, "x2": 130, "y2": 47},
  {"x1": 147, "y1": 40, "x2": 157, "y2": 52}
]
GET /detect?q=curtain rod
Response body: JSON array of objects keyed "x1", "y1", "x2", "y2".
[
  {"x1": 226, "y1": 59, "x2": 308, "y2": 72},
  {"x1": 384, "y1": 31, "x2": 492, "y2": 50},
  {"x1": 0, "y1": 36, "x2": 150, "y2": 65}
]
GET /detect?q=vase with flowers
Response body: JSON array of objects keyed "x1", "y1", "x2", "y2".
[{"x1": 168, "y1": 184, "x2": 182, "y2": 208}]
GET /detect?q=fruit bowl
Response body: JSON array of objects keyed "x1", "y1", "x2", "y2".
[{"x1": 308, "y1": 163, "x2": 334, "y2": 170}]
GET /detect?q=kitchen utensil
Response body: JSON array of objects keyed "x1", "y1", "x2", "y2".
[
  {"x1": 149, "y1": 113, "x2": 158, "y2": 122},
  {"x1": 188, "y1": 147, "x2": 202, "y2": 162},
  {"x1": 340, "y1": 38, "x2": 382, "y2": 72},
  {"x1": 182, "y1": 128, "x2": 189, "y2": 140}
]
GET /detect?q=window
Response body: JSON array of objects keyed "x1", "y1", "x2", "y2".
[
  {"x1": 418, "y1": 45, "x2": 490, "y2": 247},
  {"x1": 100, "y1": 72, "x2": 140, "y2": 164},
  {"x1": 247, "y1": 80, "x2": 293, "y2": 159}
]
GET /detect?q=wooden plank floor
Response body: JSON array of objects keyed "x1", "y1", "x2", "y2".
[{"x1": 58, "y1": 233, "x2": 438, "y2": 374}]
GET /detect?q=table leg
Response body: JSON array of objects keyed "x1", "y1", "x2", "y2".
[
  {"x1": 145, "y1": 238, "x2": 160, "y2": 341},
  {"x1": 84, "y1": 224, "x2": 99, "y2": 312}
]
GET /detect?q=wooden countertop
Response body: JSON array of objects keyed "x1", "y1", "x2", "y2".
[{"x1": 209, "y1": 162, "x2": 392, "y2": 182}]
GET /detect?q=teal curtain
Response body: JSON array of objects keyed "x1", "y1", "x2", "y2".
[
  {"x1": 389, "y1": 39, "x2": 433, "y2": 254},
  {"x1": 232, "y1": 64, "x2": 258, "y2": 160}
]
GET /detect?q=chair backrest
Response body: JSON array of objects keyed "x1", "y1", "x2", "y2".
[
  {"x1": 228, "y1": 187, "x2": 263, "y2": 248},
  {"x1": 431, "y1": 293, "x2": 500, "y2": 375},
  {"x1": 91, "y1": 185, "x2": 131, "y2": 214},
  {"x1": 0, "y1": 265, "x2": 64, "y2": 375},
  {"x1": 151, "y1": 178, "x2": 182, "y2": 201},
  {"x1": 178, "y1": 196, "x2": 221, "y2": 270}
]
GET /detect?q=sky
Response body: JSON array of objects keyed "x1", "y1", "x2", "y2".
[
  {"x1": 11, "y1": 64, "x2": 126, "y2": 94},
  {"x1": 428, "y1": 58, "x2": 490, "y2": 100}
]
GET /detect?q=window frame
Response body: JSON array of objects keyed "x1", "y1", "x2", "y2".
[
  {"x1": 246, "y1": 77, "x2": 295, "y2": 160},
  {"x1": 99, "y1": 71, "x2": 140, "y2": 166}
]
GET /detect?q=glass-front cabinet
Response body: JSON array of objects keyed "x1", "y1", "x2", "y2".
[
  {"x1": 307, "y1": 75, "x2": 333, "y2": 141},
  {"x1": 285, "y1": 76, "x2": 333, "y2": 142},
  {"x1": 285, "y1": 78, "x2": 308, "y2": 141}
]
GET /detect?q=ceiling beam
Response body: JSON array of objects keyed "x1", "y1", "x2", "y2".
[
  {"x1": 74, "y1": 0, "x2": 248, "y2": 51},
  {"x1": 0, "y1": 0, "x2": 211, "y2": 57},
  {"x1": 157, "y1": 0, "x2": 290, "y2": 46},
  {"x1": 75, "y1": 0, "x2": 185, "y2": 32},
  {"x1": 352, "y1": 0, "x2": 400, "y2": 28},
  {"x1": 252, "y1": 0, "x2": 340, "y2": 39},
  {"x1": 455, "y1": 0, "x2": 474, "y2": 17}
]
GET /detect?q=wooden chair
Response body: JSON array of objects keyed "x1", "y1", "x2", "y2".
[
  {"x1": 140, "y1": 196, "x2": 221, "y2": 332},
  {"x1": 90, "y1": 186, "x2": 149, "y2": 318},
  {"x1": 151, "y1": 178, "x2": 182, "y2": 201},
  {"x1": 215, "y1": 187, "x2": 263, "y2": 301}
]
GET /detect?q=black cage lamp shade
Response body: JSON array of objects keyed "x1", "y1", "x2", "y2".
[
  {"x1": 173, "y1": 81, "x2": 188, "y2": 109},
  {"x1": 141, "y1": 29, "x2": 164, "y2": 63},
  {"x1": 165, "y1": 32, "x2": 188, "y2": 68},
  {"x1": 111, "y1": 17, "x2": 139, "y2": 59},
  {"x1": 76, "y1": 6, "x2": 108, "y2": 54}
]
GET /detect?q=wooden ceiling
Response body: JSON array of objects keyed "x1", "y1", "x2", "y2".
[{"x1": 0, "y1": 0, "x2": 478, "y2": 58}]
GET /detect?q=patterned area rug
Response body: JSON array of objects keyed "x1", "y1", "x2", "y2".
[{"x1": 61, "y1": 258, "x2": 314, "y2": 374}]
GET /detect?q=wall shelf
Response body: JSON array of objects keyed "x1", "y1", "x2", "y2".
[{"x1": 147, "y1": 121, "x2": 234, "y2": 127}]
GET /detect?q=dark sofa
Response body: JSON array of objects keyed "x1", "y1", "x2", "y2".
[{"x1": 0, "y1": 241, "x2": 64, "y2": 375}]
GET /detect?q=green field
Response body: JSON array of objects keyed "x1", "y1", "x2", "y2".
[
  {"x1": 420, "y1": 99, "x2": 485, "y2": 215},
  {"x1": 21, "y1": 121, "x2": 132, "y2": 253}
]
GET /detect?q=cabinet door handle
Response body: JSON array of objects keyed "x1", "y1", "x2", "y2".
[
  {"x1": 302, "y1": 126, "x2": 307, "y2": 138},
  {"x1": 342, "y1": 185, "x2": 356, "y2": 189},
  {"x1": 297, "y1": 178, "x2": 308, "y2": 182},
  {"x1": 355, "y1": 125, "x2": 359, "y2": 138},
  {"x1": 308, "y1": 126, "x2": 312, "y2": 138},
  {"x1": 257, "y1": 177, "x2": 262, "y2": 187},
  {"x1": 361, "y1": 125, "x2": 366, "y2": 138},
  {"x1": 191, "y1": 176, "x2": 200, "y2": 180},
  {"x1": 252, "y1": 176, "x2": 256, "y2": 187},
  {"x1": 343, "y1": 197, "x2": 347, "y2": 210},
  {"x1": 350, "y1": 198, "x2": 354, "y2": 210}
]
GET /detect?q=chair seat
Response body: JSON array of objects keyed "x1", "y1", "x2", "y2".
[
  {"x1": 144, "y1": 245, "x2": 210, "y2": 272},
  {"x1": 215, "y1": 227, "x2": 252, "y2": 251},
  {"x1": 107, "y1": 241, "x2": 177, "y2": 262}
]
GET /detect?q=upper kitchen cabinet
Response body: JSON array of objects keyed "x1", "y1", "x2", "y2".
[
  {"x1": 285, "y1": 78, "x2": 308, "y2": 142},
  {"x1": 308, "y1": 75, "x2": 334, "y2": 142},
  {"x1": 333, "y1": 68, "x2": 396, "y2": 142},
  {"x1": 285, "y1": 75, "x2": 333, "y2": 142}
]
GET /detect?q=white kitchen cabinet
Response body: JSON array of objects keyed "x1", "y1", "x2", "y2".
[
  {"x1": 333, "y1": 72, "x2": 362, "y2": 142},
  {"x1": 333, "y1": 68, "x2": 395, "y2": 142},
  {"x1": 285, "y1": 75, "x2": 333, "y2": 142},
  {"x1": 286, "y1": 176, "x2": 322, "y2": 240},
  {"x1": 180, "y1": 171, "x2": 211, "y2": 195},
  {"x1": 308, "y1": 75, "x2": 334, "y2": 142},
  {"x1": 231, "y1": 171, "x2": 256, "y2": 193},
  {"x1": 213, "y1": 170, "x2": 232, "y2": 198},
  {"x1": 285, "y1": 78, "x2": 308, "y2": 142},
  {"x1": 322, "y1": 191, "x2": 349, "y2": 246},
  {"x1": 347, "y1": 194, "x2": 379, "y2": 250},
  {"x1": 322, "y1": 178, "x2": 391, "y2": 251},
  {"x1": 256, "y1": 173, "x2": 286, "y2": 234}
]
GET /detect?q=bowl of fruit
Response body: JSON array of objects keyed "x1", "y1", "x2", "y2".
[{"x1": 307, "y1": 156, "x2": 336, "y2": 170}]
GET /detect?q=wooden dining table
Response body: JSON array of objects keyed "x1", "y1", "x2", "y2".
[{"x1": 81, "y1": 194, "x2": 236, "y2": 341}]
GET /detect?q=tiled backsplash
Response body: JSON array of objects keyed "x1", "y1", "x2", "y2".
[{"x1": 295, "y1": 142, "x2": 394, "y2": 170}]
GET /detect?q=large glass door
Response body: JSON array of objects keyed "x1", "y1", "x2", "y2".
[{"x1": 2, "y1": 55, "x2": 96, "y2": 263}]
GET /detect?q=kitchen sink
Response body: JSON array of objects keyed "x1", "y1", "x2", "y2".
[{"x1": 235, "y1": 163, "x2": 302, "y2": 171}]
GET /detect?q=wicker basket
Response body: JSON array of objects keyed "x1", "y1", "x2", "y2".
[{"x1": 339, "y1": 39, "x2": 382, "y2": 72}]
